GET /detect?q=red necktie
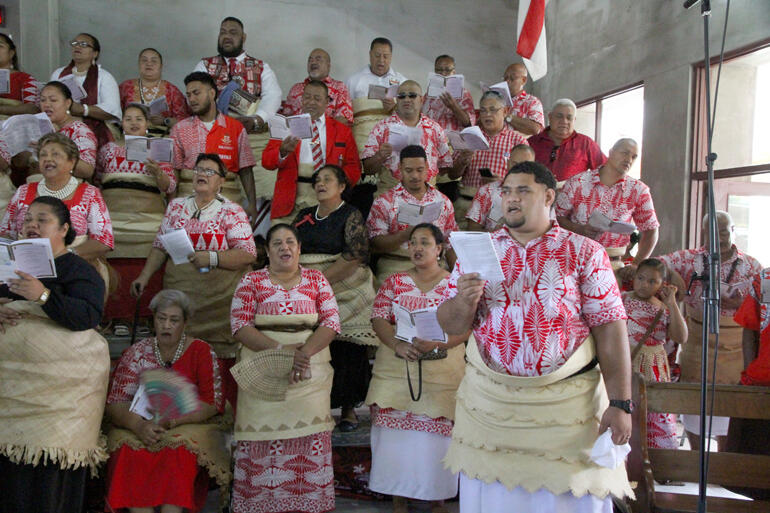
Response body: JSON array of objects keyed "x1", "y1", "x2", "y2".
[{"x1": 311, "y1": 122, "x2": 324, "y2": 171}]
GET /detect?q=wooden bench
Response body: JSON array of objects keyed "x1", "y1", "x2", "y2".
[{"x1": 627, "y1": 374, "x2": 770, "y2": 513}]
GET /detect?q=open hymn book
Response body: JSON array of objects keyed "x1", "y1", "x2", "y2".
[
  {"x1": 479, "y1": 80, "x2": 513, "y2": 107},
  {"x1": 426, "y1": 73, "x2": 464, "y2": 99},
  {"x1": 394, "y1": 305, "x2": 447, "y2": 343},
  {"x1": 447, "y1": 126, "x2": 490, "y2": 151},
  {"x1": 397, "y1": 199, "x2": 443, "y2": 226},
  {"x1": 588, "y1": 210, "x2": 636, "y2": 235},
  {"x1": 367, "y1": 83, "x2": 399, "y2": 100},
  {"x1": 268, "y1": 113, "x2": 313, "y2": 140},
  {"x1": 125, "y1": 136, "x2": 173, "y2": 163},
  {"x1": 0, "y1": 237, "x2": 57, "y2": 282}
]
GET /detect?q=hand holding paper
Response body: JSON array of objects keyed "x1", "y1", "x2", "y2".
[
  {"x1": 368, "y1": 83, "x2": 399, "y2": 100},
  {"x1": 159, "y1": 229, "x2": 195, "y2": 265},
  {"x1": 447, "y1": 126, "x2": 490, "y2": 151},
  {"x1": 450, "y1": 231, "x2": 505, "y2": 283}
]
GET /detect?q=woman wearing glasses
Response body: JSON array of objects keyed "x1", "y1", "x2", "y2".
[
  {"x1": 131, "y1": 153, "x2": 256, "y2": 408},
  {"x1": 50, "y1": 33, "x2": 121, "y2": 148}
]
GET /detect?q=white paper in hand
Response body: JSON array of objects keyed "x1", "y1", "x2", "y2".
[
  {"x1": 368, "y1": 83, "x2": 398, "y2": 100},
  {"x1": 159, "y1": 229, "x2": 195, "y2": 265},
  {"x1": 149, "y1": 138, "x2": 173, "y2": 163},
  {"x1": 590, "y1": 428, "x2": 631, "y2": 469},
  {"x1": 287, "y1": 113, "x2": 313, "y2": 139},
  {"x1": 57, "y1": 74, "x2": 87, "y2": 102},
  {"x1": 388, "y1": 124, "x2": 422, "y2": 153},
  {"x1": 447, "y1": 126, "x2": 490, "y2": 151},
  {"x1": 480, "y1": 81, "x2": 513, "y2": 107},
  {"x1": 148, "y1": 96, "x2": 169, "y2": 116},
  {"x1": 450, "y1": 231, "x2": 505, "y2": 283},
  {"x1": 125, "y1": 136, "x2": 150, "y2": 162},
  {"x1": 0, "y1": 69, "x2": 9, "y2": 94},
  {"x1": 0, "y1": 238, "x2": 57, "y2": 282},
  {"x1": 129, "y1": 383, "x2": 155, "y2": 420}
]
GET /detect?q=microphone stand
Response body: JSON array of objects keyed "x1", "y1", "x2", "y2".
[{"x1": 684, "y1": 1, "x2": 720, "y2": 512}]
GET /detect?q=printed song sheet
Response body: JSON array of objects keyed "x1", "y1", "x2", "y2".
[
  {"x1": 450, "y1": 231, "x2": 505, "y2": 283},
  {"x1": 159, "y1": 229, "x2": 195, "y2": 265}
]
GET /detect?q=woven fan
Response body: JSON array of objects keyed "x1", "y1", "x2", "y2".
[
  {"x1": 140, "y1": 368, "x2": 201, "y2": 422},
  {"x1": 230, "y1": 348, "x2": 295, "y2": 401}
]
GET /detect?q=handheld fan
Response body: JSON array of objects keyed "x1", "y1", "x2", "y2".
[{"x1": 140, "y1": 368, "x2": 201, "y2": 422}]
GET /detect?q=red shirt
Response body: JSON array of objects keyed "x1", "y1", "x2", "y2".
[
  {"x1": 733, "y1": 269, "x2": 770, "y2": 386},
  {"x1": 118, "y1": 79, "x2": 191, "y2": 121},
  {"x1": 2, "y1": 71, "x2": 39, "y2": 104},
  {"x1": 528, "y1": 128, "x2": 606, "y2": 182}
]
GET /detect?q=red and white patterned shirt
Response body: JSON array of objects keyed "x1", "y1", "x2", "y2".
[
  {"x1": 230, "y1": 267, "x2": 341, "y2": 335},
  {"x1": 361, "y1": 113, "x2": 452, "y2": 183},
  {"x1": 443, "y1": 224, "x2": 627, "y2": 376},
  {"x1": 96, "y1": 142, "x2": 176, "y2": 194},
  {"x1": 170, "y1": 113, "x2": 255, "y2": 172},
  {"x1": 107, "y1": 337, "x2": 224, "y2": 413},
  {"x1": 658, "y1": 246, "x2": 762, "y2": 317},
  {"x1": 2, "y1": 71, "x2": 39, "y2": 104},
  {"x1": 366, "y1": 183, "x2": 458, "y2": 251},
  {"x1": 280, "y1": 76, "x2": 353, "y2": 124},
  {"x1": 555, "y1": 168, "x2": 660, "y2": 248},
  {"x1": 60, "y1": 121, "x2": 98, "y2": 167},
  {"x1": 466, "y1": 181, "x2": 504, "y2": 230},
  {"x1": 509, "y1": 90, "x2": 545, "y2": 128},
  {"x1": 152, "y1": 196, "x2": 257, "y2": 256},
  {"x1": 118, "y1": 79, "x2": 192, "y2": 121},
  {"x1": 461, "y1": 127, "x2": 528, "y2": 189},
  {"x1": 623, "y1": 293, "x2": 670, "y2": 349},
  {"x1": 1, "y1": 182, "x2": 114, "y2": 248},
  {"x1": 421, "y1": 88, "x2": 477, "y2": 132}
]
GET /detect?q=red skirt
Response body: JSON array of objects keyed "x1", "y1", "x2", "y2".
[
  {"x1": 104, "y1": 258, "x2": 164, "y2": 320},
  {"x1": 105, "y1": 445, "x2": 209, "y2": 512}
]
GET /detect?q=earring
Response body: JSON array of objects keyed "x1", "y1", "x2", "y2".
[{"x1": 66, "y1": 109, "x2": 71, "y2": 115}]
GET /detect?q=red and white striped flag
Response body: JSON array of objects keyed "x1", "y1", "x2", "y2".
[{"x1": 516, "y1": 0, "x2": 548, "y2": 81}]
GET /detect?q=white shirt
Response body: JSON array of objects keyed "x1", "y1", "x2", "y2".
[
  {"x1": 298, "y1": 115, "x2": 326, "y2": 165},
  {"x1": 345, "y1": 65, "x2": 407, "y2": 100},
  {"x1": 51, "y1": 65, "x2": 122, "y2": 120},
  {"x1": 193, "y1": 52, "x2": 282, "y2": 122}
]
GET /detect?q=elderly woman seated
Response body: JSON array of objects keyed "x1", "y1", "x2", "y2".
[
  {"x1": 105, "y1": 289, "x2": 230, "y2": 513},
  {"x1": 0, "y1": 196, "x2": 110, "y2": 513}
]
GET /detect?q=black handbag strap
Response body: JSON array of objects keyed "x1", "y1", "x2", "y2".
[{"x1": 405, "y1": 360, "x2": 423, "y2": 402}]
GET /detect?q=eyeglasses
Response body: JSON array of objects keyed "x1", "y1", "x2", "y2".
[
  {"x1": 70, "y1": 41, "x2": 93, "y2": 49},
  {"x1": 550, "y1": 146, "x2": 559, "y2": 162},
  {"x1": 193, "y1": 166, "x2": 224, "y2": 177},
  {"x1": 396, "y1": 92, "x2": 420, "y2": 100},
  {"x1": 479, "y1": 107, "x2": 503, "y2": 115}
]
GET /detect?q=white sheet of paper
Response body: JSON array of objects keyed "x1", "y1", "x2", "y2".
[
  {"x1": 268, "y1": 115, "x2": 290, "y2": 140},
  {"x1": 388, "y1": 124, "x2": 422, "y2": 153},
  {"x1": 0, "y1": 113, "x2": 55, "y2": 156},
  {"x1": 412, "y1": 309, "x2": 448, "y2": 342},
  {"x1": 608, "y1": 220, "x2": 637, "y2": 234},
  {"x1": 159, "y1": 229, "x2": 195, "y2": 265},
  {"x1": 149, "y1": 138, "x2": 173, "y2": 163},
  {"x1": 426, "y1": 73, "x2": 446, "y2": 98},
  {"x1": 368, "y1": 83, "x2": 398, "y2": 100},
  {"x1": 0, "y1": 69, "x2": 9, "y2": 94},
  {"x1": 450, "y1": 231, "x2": 505, "y2": 283},
  {"x1": 57, "y1": 74, "x2": 87, "y2": 102},
  {"x1": 588, "y1": 210, "x2": 636, "y2": 234},
  {"x1": 287, "y1": 113, "x2": 313, "y2": 139},
  {"x1": 445, "y1": 75, "x2": 464, "y2": 99},
  {"x1": 129, "y1": 383, "x2": 155, "y2": 420},
  {"x1": 397, "y1": 200, "x2": 443, "y2": 226},
  {"x1": 394, "y1": 305, "x2": 418, "y2": 342},
  {"x1": 480, "y1": 80, "x2": 513, "y2": 107},
  {"x1": 148, "y1": 96, "x2": 169, "y2": 116},
  {"x1": 125, "y1": 135, "x2": 150, "y2": 162},
  {"x1": 0, "y1": 238, "x2": 57, "y2": 282},
  {"x1": 447, "y1": 126, "x2": 490, "y2": 151}
]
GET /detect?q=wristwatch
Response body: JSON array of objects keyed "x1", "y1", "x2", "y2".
[
  {"x1": 35, "y1": 288, "x2": 51, "y2": 306},
  {"x1": 609, "y1": 399, "x2": 635, "y2": 414}
]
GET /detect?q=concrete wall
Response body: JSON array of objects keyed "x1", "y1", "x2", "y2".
[
  {"x1": 531, "y1": 0, "x2": 770, "y2": 253},
  {"x1": 18, "y1": 0, "x2": 522, "y2": 100}
]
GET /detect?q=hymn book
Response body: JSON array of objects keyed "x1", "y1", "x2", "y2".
[
  {"x1": 397, "y1": 200, "x2": 443, "y2": 226},
  {"x1": 268, "y1": 113, "x2": 313, "y2": 140},
  {"x1": 480, "y1": 80, "x2": 513, "y2": 107},
  {"x1": 588, "y1": 211, "x2": 636, "y2": 235},
  {"x1": 229, "y1": 89, "x2": 260, "y2": 117},
  {"x1": 0, "y1": 69, "x2": 9, "y2": 95},
  {"x1": 0, "y1": 237, "x2": 57, "y2": 282},
  {"x1": 447, "y1": 126, "x2": 490, "y2": 151},
  {"x1": 450, "y1": 231, "x2": 505, "y2": 283},
  {"x1": 394, "y1": 305, "x2": 447, "y2": 343},
  {"x1": 367, "y1": 83, "x2": 399, "y2": 100},
  {"x1": 57, "y1": 74, "x2": 88, "y2": 102},
  {"x1": 125, "y1": 136, "x2": 173, "y2": 163},
  {"x1": 426, "y1": 73, "x2": 464, "y2": 99},
  {"x1": 387, "y1": 124, "x2": 422, "y2": 153},
  {"x1": 147, "y1": 96, "x2": 169, "y2": 116},
  {"x1": 0, "y1": 113, "x2": 54, "y2": 156}
]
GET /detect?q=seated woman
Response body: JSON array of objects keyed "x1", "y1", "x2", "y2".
[
  {"x1": 105, "y1": 289, "x2": 230, "y2": 513},
  {"x1": 98, "y1": 103, "x2": 176, "y2": 328},
  {"x1": 293, "y1": 164, "x2": 377, "y2": 431},
  {"x1": 230, "y1": 223, "x2": 340, "y2": 513},
  {"x1": 367, "y1": 223, "x2": 468, "y2": 513},
  {"x1": 119, "y1": 48, "x2": 191, "y2": 136},
  {"x1": 0, "y1": 132, "x2": 113, "y2": 281},
  {"x1": 0, "y1": 196, "x2": 110, "y2": 513},
  {"x1": 51, "y1": 32, "x2": 121, "y2": 147},
  {"x1": 131, "y1": 153, "x2": 256, "y2": 406}
]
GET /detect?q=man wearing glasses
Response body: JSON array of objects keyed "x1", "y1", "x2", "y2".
[
  {"x1": 422, "y1": 55, "x2": 476, "y2": 132},
  {"x1": 361, "y1": 80, "x2": 456, "y2": 198},
  {"x1": 528, "y1": 98, "x2": 606, "y2": 183}
]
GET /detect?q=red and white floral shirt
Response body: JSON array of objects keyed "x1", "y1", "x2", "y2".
[
  {"x1": 623, "y1": 293, "x2": 669, "y2": 349},
  {"x1": 443, "y1": 224, "x2": 627, "y2": 376},
  {"x1": 461, "y1": 127, "x2": 527, "y2": 189},
  {"x1": 658, "y1": 246, "x2": 762, "y2": 317},
  {"x1": 466, "y1": 181, "x2": 504, "y2": 230},
  {"x1": 555, "y1": 168, "x2": 660, "y2": 248},
  {"x1": 230, "y1": 267, "x2": 341, "y2": 335},
  {"x1": 509, "y1": 90, "x2": 545, "y2": 128},
  {"x1": 118, "y1": 79, "x2": 192, "y2": 121},
  {"x1": 152, "y1": 197, "x2": 257, "y2": 255},
  {"x1": 366, "y1": 183, "x2": 458, "y2": 251},
  {"x1": 96, "y1": 142, "x2": 176, "y2": 194},
  {"x1": 60, "y1": 121, "x2": 98, "y2": 167},
  {"x1": 421, "y1": 88, "x2": 477, "y2": 132},
  {"x1": 280, "y1": 76, "x2": 354, "y2": 124},
  {"x1": 361, "y1": 113, "x2": 452, "y2": 183}
]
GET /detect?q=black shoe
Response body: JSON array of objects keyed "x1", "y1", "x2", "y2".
[{"x1": 338, "y1": 419, "x2": 359, "y2": 432}]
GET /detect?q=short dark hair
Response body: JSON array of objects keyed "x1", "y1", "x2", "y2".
[
  {"x1": 42, "y1": 80, "x2": 73, "y2": 102},
  {"x1": 312, "y1": 164, "x2": 350, "y2": 201},
  {"x1": 636, "y1": 258, "x2": 670, "y2": 282},
  {"x1": 184, "y1": 71, "x2": 218, "y2": 99},
  {"x1": 434, "y1": 54, "x2": 454, "y2": 65},
  {"x1": 409, "y1": 223, "x2": 444, "y2": 246},
  {"x1": 505, "y1": 161, "x2": 557, "y2": 191},
  {"x1": 304, "y1": 79, "x2": 329, "y2": 97},
  {"x1": 221, "y1": 16, "x2": 244, "y2": 30},
  {"x1": 195, "y1": 153, "x2": 227, "y2": 177},
  {"x1": 370, "y1": 37, "x2": 393, "y2": 51},
  {"x1": 0, "y1": 33, "x2": 18, "y2": 70},
  {"x1": 138, "y1": 47, "x2": 163, "y2": 64},
  {"x1": 266, "y1": 223, "x2": 300, "y2": 246},
  {"x1": 400, "y1": 145, "x2": 427, "y2": 162},
  {"x1": 30, "y1": 196, "x2": 76, "y2": 245}
]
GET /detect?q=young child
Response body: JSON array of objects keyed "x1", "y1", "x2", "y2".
[{"x1": 623, "y1": 258, "x2": 687, "y2": 449}]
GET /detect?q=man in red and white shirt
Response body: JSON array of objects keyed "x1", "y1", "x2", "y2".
[
  {"x1": 502, "y1": 62, "x2": 544, "y2": 136},
  {"x1": 437, "y1": 161, "x2": 633, "y2": 511},
  {"x1": 452, "y1": 90, "x2": 528, "y2": 226},
  {"x1": 466, "y1": 144, "x2": 535, "y2": 231},
  {"x1": 556, "y1": 138, "x2": 659, "y2": 267},
  {"x1": 528, "y1": 98, "x2": 606, "y2": 183},
  {"x1": 280, "y1": 48, "x2": 353, "y2": 125},
  {"x1": 421, "y1": 55, "x2": 476, "y2": 132},
  {"x1": 367, "y1": 144, "x2": 458, "y2": 282},
  {"x1": 193, "y1": 16, "x2": 282, "y2": 133},
  {"x1": 170, "y1": 72, "x2": 257, "y2": 219},
  {"x1": 361, "y1": 80, "x2": 455, "y2": 197}
]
